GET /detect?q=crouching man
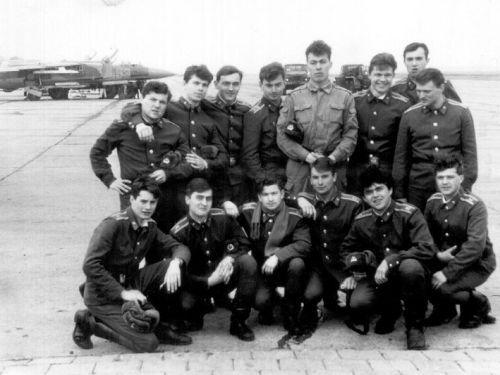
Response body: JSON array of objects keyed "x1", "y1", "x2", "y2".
[
  {"x1": 73, "y1": 177, "x2": 192, "y2": 353},
  {"x1": 340, "y1": 166, "x2": 436, "y2": 350},
  {"x1": 424, "y1": 156, "x2": 496, "y2": 328},
  {"x1": 170, "y1": 178, "x2": 257, "y2": 341},
  {"x1": 239, "y1": 176, "x2": 311, "y2": 336}
]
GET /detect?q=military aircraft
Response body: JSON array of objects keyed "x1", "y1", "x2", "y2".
[{"x1": 0, "y1": 51, "x2": 175, "y2": 100}]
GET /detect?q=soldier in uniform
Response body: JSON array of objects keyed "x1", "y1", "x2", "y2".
[
  {"x1": 239, "y1": 176, "x2": 311, "y2": 336},
  {"x1": 347, "y1": 53, "x2": 412, "y2": 196},
  {"x1": 72, "y1": 178, "x2": 192, "y2": 353},
  {"x1": 169, "y1": 178, "x2": 257, "y2": 341},
  {"x1": 200, "y1": 65, "x2": 252, "y2": 213},
  {"x1": 277, "y1": 40, "x2": 358, "y2": 195},
  {"x1": 296, "y1": 158, "x2": 363, "y2": 330},
  {"x1": 340, "y1": 166, "x2": 436, "y2": 350},
  {"x1": 90, "y1": 81, "x2": 193, "y2": 233},
  {"x1": 393, "y1": 68, "x2": 478, "y2": 212},
  {"x1": 241, "y1": 62, "x2": 288, "y2": 198},
  {"x1": 392, "y1": 42, "x2": 461, "y2": 104},
  {"x1": 424, "y1": 156, "x2": 496, "y2": 328}
]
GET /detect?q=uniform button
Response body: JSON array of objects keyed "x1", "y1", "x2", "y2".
[
  {"x1": 136, "y1": 242, "x2": 140, "y2": 246},
  {"x1": 325, "y1": 255, "x2": 330, "y2": 261},
  {"x1": 149, "y1": 149, "x2": 154, "y2": 154},
  {"x1": 205, "y1": 251, "x2": 210, "y2": 255},
  {"x1": 383, "y1": 234, "x2": 386, "y2": 237},
  {"x1": 323, "y1": 242, "x2": 327, "y2": 248},
  {"x1": 370, "y1": 140, "x2": 374, "y2": 144},
  {"x1": 433, "y1": 122, "x2": 438, "y2": 127},
  {"x1": 204, "y1": 237, "x2": 208, "y2": 242},
  {"x1": 192, "y1": 133, "x2": 196, "y2": 138},
  {"x1": 373, "y1": 111, "x2": 377, "y2": 115},
  {"x1": 269, "y1": 219, "x2": 273, "y2": 223},
  {"x1": 230, "y1": 115, "x2": 233, "y2": 119},
  {"x1": 445, "y1": 206, "x2": 449, "y2": 210},
  {"x1": 434, "y1": 110, "x2": 438, "y2": 115},
  {"x1": 433, "y1": 135, "x2": 438, "y2": 140},
  {"x1": 150, "y1": 163, "x2": 154, "y2": 167},
  {"x1": 444, "y1": 219, "x2": 448, "y2": 223},
  {"x1": 192, "y1": 147, "x2": 197, "y2": 151},
  {"x1": 323, "y1": 215, "x2": 327, "y2": 220},
  {"x1": 369, "y1": 154, "x2": 373, "y2": 158},
  {"x1": 208, "y1": 260, "x2": 212, "y2": 265},
  {"x1": 386, "y1": 247, "x2": 390, "y2": 252},
  {"x1": 434, "y1": 147, "x2": 439, "y2": 152},
  {"x1": 323, "y1": 229, "x2": 327, "y2": 234},
  {"x1": 371, "y1": 126, "x2": 375, "y2": 130},
  {"x1": 267, "y1": 231, "x2": 271, "y2": 235},
  {"x1": 190, "y1": 120, "x2": 195, "y2": 125},
  {"x1": 445, "y1": 233, "x2": 449, "y2": 237},
  {"x1": 134, "y1": 256, "x2": 138, "y2": 260}
]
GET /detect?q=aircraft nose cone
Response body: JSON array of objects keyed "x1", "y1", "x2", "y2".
[{"x1": 147, "y1": 67, "x2": 175, "y2": 79}]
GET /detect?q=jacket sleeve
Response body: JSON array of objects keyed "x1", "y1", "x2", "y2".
[
  {"x1": 276, "y1": 95, "x2": 310, "y2": 161},
  {"x1": 241, "y1": 111, "x2": 265, "y2": 182},
  {"x1": 151, "y1": 230, "x2": 191, "y2": 265},
  {"x1": 392, "y1": 113, "x2": 411, "y2": 199},
  {"x1": 227, "y1": 216, "x2": 252, "y2": 258},
  {"x1": 163, "y1": 130, "x2": 194, "y2": 181},
  {"x1": 275, "y1": 217, "x2": 311, "y2": 263},
  {"x1": 461, "y1": 108, "x2": 478, "y2": 192},
  {"x1": 328, "y1": 93, "x2": 358, "y2": 162},
  {"x1": 339, "y1": 222, "x2": 364, "y2": 268},
  {"x1": 82, "y1": 219, "x2": 124, "y2": 302},
  {"x1": 206, "y1": 123, "x2": 229, "y2": 172},
  {"x1": 442, "y1": 201, "x2": 488, "y2": 282}
]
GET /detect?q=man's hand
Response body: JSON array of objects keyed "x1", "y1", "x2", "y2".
[
  {"x1": 121, "y1": 289, "x2": 147, "y2": 304},
  {"x1": 305, "y1": 152, "x2": 323, "y2": 164},
  {"x1": 218, "y1": 256, "x2": 235, "y2": 284},
  {"x1": 340, "y1": 276, "x2": 357, "y2": 290},
  {"x1": 186, "y1": 152, "x2": 208, "y2": 170},
  {"x1": 110, "y1": 178, "x2": 132, "y2": 195},
  {"x1": 396, "y1": 198, "x2": 408, "y2": 203},
  {"x1": 437, "y1": 245, "x2": 457, "y2": 263},
  {"x1": 162, "y1": 259, "x2": 182, "y2": 293},
  {"x1": 432, "y1": 271, "x2": 447, "y2": 289},
  {"x1": 374, "y1": 260, "x2": 389, "y2": 285},
  {"x1": 328, "y1": 154, "x2": 337, "y2": 164},
  {"x1": 297, "y1": 197, "x2": 317, "y2": 219},
  {"x1": 136, "y1": 123, "x2": 154, "y2": 142},
  {"x1": 222, "y1": 201, "x2": 239, "y2": 217},
  {"x1": 207, "y1": 267, "x2": 225, "y2": 287},
  {"x1": 149, "y1": 169, "x2": 166, "y2": 184},
  {"x1": 262, "y1": 254, "x2": 279, "y2": 275}
]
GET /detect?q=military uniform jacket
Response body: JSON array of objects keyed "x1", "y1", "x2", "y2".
[
  {"x1": 350, "y1": 89, "x2": 411, "y2": 167},
  {"x1": 241, "y1": 97, "x2": 288, "y2": 183},
  {"x1": 392, "y1": 100, "x2": 478, "y2": 198},
  {"x1": 239, "y1": 202, "x2": 311, "y2": 265},
  {"x1": 170, "y1": 208, "x2": 250, "y2": 289},
  {"x1": 276, "y1": 80, "x2": 358, "y2": 163},
  {"x1": 424, "y1": 188, "x2": 496, "y2": 282},
  {"x1": 392, "y1": 77, "x2": 461, "y2": 105},
  {"x1": 83, "y1": 207, "x2": 190, "y2": 306},
  {"x1": 298, "y1": 191, "x2": 363, "y2": 273},
  {"x1": 340, "y1": 200, "x2": 436, "y2": 270},
  {"x1": 90, "y1": 111, "x2": 193, "y2": 187}
]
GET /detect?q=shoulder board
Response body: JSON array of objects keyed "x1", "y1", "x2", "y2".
[
  {"x1": 392, "y1": 78, "x2": 408, "y2": 86},
  {"x1": 427, "y1": 192, "x2": 443, "y2": 202},
  {"x1": 340, "y1": 193, "x2": 362, "y2": 204},
  {"x1": 288, "y1": 207, "x2": 303, "y2": 218},
  {"x1": 235, "y1": 99, "x2": 251, "y2": 109},
  {"x1": 333, "y1": 84, "x2": 353, "y2": 95},
  {"x1": 209, "y1": 208, "x2": 225, "y2": 215},
  {"x1": 354, "y1": 209, "x2": 372, "y2": 220},
  {"x1": 109, "y1": 210, "x2": 129, "y2": 221},
  {"x1": 352, "y1": 89, "x2": 368, "y2": 98},
  {"x1": 170, "y1": 217, "x2": 189, "y2": 234},
  {"x1": 241, "y1": 202, "x2": 258, "y2": 211},
  {"x1": 390, "y1": 91, "x2": 410, "y2": 103},
  {"x1": 447, "y1": 99, "x2": 469, "y2": 110},
  {"x1": 290, "y1": 84, "x2": 308, "y2": 94},
  {"x1": 404, "y1": 102, "x2": 425, "y2": 114},
  {"x1": 248, "y1": 101, "x2": 265, "y2": 114},
  {"x1": 460, "y1": 193, "x2": 479, "y2": 206},
  {"x1": 394, "y1": 202, "x2": 417, "y2": 215}
]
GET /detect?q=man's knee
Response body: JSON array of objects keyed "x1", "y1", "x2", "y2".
[
  {"x1": 133, "y1": 334, "x2": 159, "y2": 353},
  {"x1": 398, "y1": 258, "x2": 425, "y2": 281},
  {"x1": 255, "y1": 288, "x2": 272, "y2": 311},
  {"x1": 287, "y1": 258, "x2": 306, "y2": 276},
  {"x1": 235, "y1": 254, "x2": 258, "y2": 275}
]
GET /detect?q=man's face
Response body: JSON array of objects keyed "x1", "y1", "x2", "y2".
[
  {"x1": 363, "y1": 183, "x2": 392, "y2": 214},
  {"x1": 416, "y1": 80, "x2": 444, "y2": 107},
  {"x1": 261, "y1": 75, "x2": 285, "y2": 103},
  {"x1": 215, "y1": 72, "x2": 241, "y2": 103},
  {"x1": 130, "y1": 190, "x2": 158, "y2": 222},
  {"x1": 184, "y1": 74, "x2": 210, "y2": 104},
  {"x1": 404, "y1": 47, "x2": 428, "y2": 79},
  {"x1": 186, "y1": 189, "x2": 213, "y2": 219},
  {"x1": 306, "y1": 53, "x2": 332, "y2": 84},
  {"x1": 369, "y1": 65, "x2": 395, "y2": 96},
  {"x1": 258, "y1": 184, "x2": 284, "y2": 212},
  {"x1": 436, "y1": 167, "x2": 463, "y2": 200},
  {"x1": 310, "y1": 167, "x2": 336, "y2": 196},
  {"x1": 141, "y1": 92, "x2": 168, "y2": 120}
]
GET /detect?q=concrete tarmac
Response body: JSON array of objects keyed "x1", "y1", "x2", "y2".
[{"x1": 0, "y1": 77, "x2": 499, "y2": 373}]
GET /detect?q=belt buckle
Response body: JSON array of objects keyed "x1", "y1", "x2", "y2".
[
  {"x1": 369, "y1": 155, "x2": 379, "y2": 167},
  {"x1": 229, "y1": 157, "x2": 236, "y2": 167}
]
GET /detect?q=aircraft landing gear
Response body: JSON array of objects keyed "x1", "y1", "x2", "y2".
[{"x1": 48, "y1": 88, "x2": 69, "y2": 100}]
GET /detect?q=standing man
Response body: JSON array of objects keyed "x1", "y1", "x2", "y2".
[
  {"x1": 170, "y1": 178, "x2": 257, "y2": 341},
  {"x1": 347, "y1": 53, "x2": 411, "y2": 196},
  {"x1": 73, "y1": 178, "x2": 192, "y2": 353},
  {"x1": 201, "y1": 65, "x2": 251, "y2": 213},
  {"x1": 392, "y1": 42, "x2": 461, "y2": 104},
  {"x1": 392, "y1": 68, "x2": 478, "y2": 212},
  {"x1": 90, "y1": 81, "x2": 193, "y2": 232},
  {"x1": 296, "y1": 158, "x2": 363, "y2": 329},
  {"x1": 424, "y1": 156, "x2": 496, "y2": 328},
  {"x1": 239, "y1": 176, "x2": 311, "y2": 336},
  {"x1": 242, "y1": 62, "x2": 288, "y2": 197},
  {"x1": 277, "y1": 40, "x2": 358, "y2": 195},
  {"x1": 340, "y1": 167, "x2": 436, "y2": 350}
]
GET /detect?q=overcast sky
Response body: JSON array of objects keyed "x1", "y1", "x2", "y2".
[{"x1": 1, "y1": 0, "x2": 499, "y2": 75}]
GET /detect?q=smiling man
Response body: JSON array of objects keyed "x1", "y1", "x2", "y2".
[
  {"x1": 347, "y1": 53, "x2": 411, "y2": 196},
  {"x1": 277, "y1": 40, "x2": 358, "y2": 195}
]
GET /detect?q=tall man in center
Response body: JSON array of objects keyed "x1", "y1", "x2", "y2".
[{"x1": 277, "y1": 40, "x2": 358, "y2": 195}]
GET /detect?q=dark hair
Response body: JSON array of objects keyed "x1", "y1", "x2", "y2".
[
  {"x1": 369, "y1": 53, "x2": 397, "y2": 73},
  {"x1": 434, "y1": 155, "x2": 464, "y2": 175},
  {"x1": 414, "y1": 68, "x2": 445, "y2": 87},
  {"x1": 141, "y1": 81, "x2": 172, "y2": 101},
  {"x1": 130, "y1": 176, "x2": 161, "y2": 199},
  {"x1": 359, "y1": 166, "x2": 394, "y2": 192},
  {"x1": 305, "y1": 40, "x2": 332, "y2": 60},
  {"x1": 403, "y1": 42, "x2": 429, "y2": 59},
  {"x1": 186, "y1": 177, "x2": 212, "y2": 197},
  {"x1": 183, "y1": 65, "x2": 213, "y2": 84},
  {"x1": 256, "y1": 175, "x2": 285, "y2": 194},
  {"x1": 215, "y1": 65, "x2": 243, "y2": 82},
  {"x1": 259, "y1": 62, "x2": 285, "y2": 83},
  {"x1": 311, "y1": 157, "x2": 337, "y2": 175}
]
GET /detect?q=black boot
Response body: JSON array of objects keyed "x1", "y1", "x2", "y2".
[
  {"x1": 300, "y1": 304, "x2": 321, "y2": 332},
  {"x1": 374, "y1": 315, "x2": 397, "y2": 334},
  {"x1": 257, "y1": 309, "x2": 275, "y2": 325},
  {"x1": 425, "y1": 302, "x2": 457, "y2": 327},
  {"x1": 155, "y1": 322, "x2": 192, "y2": 345},
  {"x1": 459, "y1": 292, "x2": 496, "y2": 329},
  {"x1": 406, "y1": 324, "x2": 426, "y2": 350},
  {"x1": 230, "y1": 308, "x2": 254, "y2": 341},
  {"x1": 72, "y1": 309, "x2": 93, "y2": 349},
  {"x1": 282, "y1": 303, "x2": 302, "y2": 336}
]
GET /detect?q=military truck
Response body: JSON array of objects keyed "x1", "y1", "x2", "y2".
[
  {"x1": 284, "y1": 64, "x2": 309, "y2": 91},
  {"x1": 334, "y1": 64, "x2": 370, "y2": 93}
]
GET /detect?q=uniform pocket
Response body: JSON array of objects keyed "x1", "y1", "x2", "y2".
[
  {"x1": 324, "y1": 103, "x2": 344, "y2": 124},
  {"x1": 294, "y1": 103, "x2": 313, "y2": 126}
]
